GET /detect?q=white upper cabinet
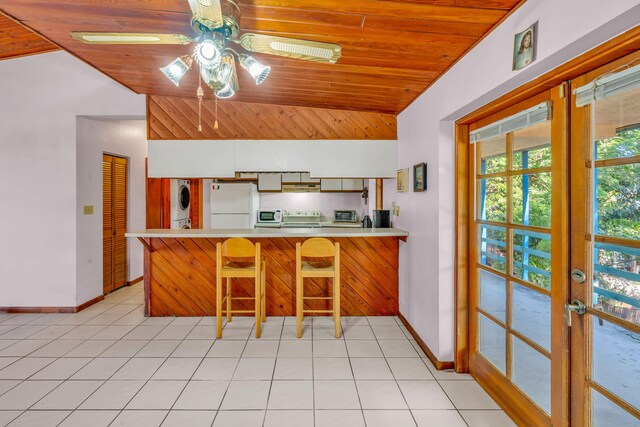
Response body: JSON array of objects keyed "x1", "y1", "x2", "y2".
[
  {"x1": 341, "y1": 179, "x2": 364, "y2": 191},
  {"x1": 258, "y1": 173, "x2": 282, "y2": 191},
  {"x1": 147, "y1": 140, "x2": 397, "y2": 179},
  {"x1": 147, "y1": 140, "x2": 235, "y2": 178},
  {"x1": 281, "y1": 172, "x2": 302, "y2": 183},
  {"x1": 235, "y1": 141, "x2": 310, "y2": 172},
  {"x1": 320, "y1": 179, "x2": 342, "y2": 191},
  {"x1": 309, "y1": 140, "x2": 397, "y2": 178}
]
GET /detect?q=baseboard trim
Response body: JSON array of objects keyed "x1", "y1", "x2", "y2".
[
  {"x1": 75, "y1": 295, "x2": 105, "y2": 312},
  {"x1": 0, "y1": 294, "x2": 105, "y2": 314},
  {"x1": 398, "y1": 312, "x2": 455, "y2": 370},
  {"x1": 127, "y1": 276, "x2": 143, "y2": 286}
]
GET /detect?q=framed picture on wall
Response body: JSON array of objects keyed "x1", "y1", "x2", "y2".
[
  {"x1": 413, "y1": 162, "x2": 427, "y2": 192},
  {"x1": 512, "y1": 22, "x2": 537, "y2": 71}
]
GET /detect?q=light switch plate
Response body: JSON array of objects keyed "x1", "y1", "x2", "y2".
[{"x1": 83, "y1": 205, "x2": 94, "y2": 215}]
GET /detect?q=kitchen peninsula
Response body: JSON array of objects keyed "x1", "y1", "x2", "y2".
[{"x1": 127, "y1": 227, "x2": 408, "y2": 317}]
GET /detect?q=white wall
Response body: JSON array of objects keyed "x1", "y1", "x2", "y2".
[
  {"x1": 76, "y1": 118, "x2": 147, "y2": 304},
  {"x1": 393, "y1": 0, "x2": 640, "y2": 360},
  {"x1": 0, "y1": 51, "x2": 145, "y2": 308},
  {"x1": 260, "y1": 192, "x2": 364, "y2": 220}
]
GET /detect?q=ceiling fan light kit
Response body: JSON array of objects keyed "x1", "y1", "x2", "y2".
[
  {"x1": 69, "y1": 0, "x2": 341, "y2": 128},
  {"x1": 159, "y1": 55, "x2": 194, "y2": 87},
  {"x1": 238, "y1": 54, "x2": 270, "y2": 85}
]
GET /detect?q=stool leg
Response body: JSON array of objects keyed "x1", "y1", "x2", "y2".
[
  {"x1": 216, "y1": 274, "x2": 223, "y2": 339},
  {"x1": 333, "y1": 266, "x2": 342, "y2": 338},
  {"x1": 226, "y1": 278, "x2": 232, "y2": 322},
  {"x1": 296, "y1": 275, "x2": 303, "y2": 338},
  {"x1": 255, "y1": 266, "x2": 262, "y2": 339},
  {"x1": 261, "y1": 262, "x2": 266, "y2": 322}
]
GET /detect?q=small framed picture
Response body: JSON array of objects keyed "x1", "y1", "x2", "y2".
[
  {"x1": 397, "y1": 168, "x2": 409, "y2": 193},
  {"x1": 513, "y1": 22, "x2": 537, "y2": 71},
  {"x1": 413, "y1": 162, "x2": 427, "y2": 192}
]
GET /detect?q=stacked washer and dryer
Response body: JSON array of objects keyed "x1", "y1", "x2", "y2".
[{"x1": 171, "y1": 179, "x2": 192, "y2": 229}]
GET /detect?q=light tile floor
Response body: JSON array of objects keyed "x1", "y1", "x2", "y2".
[{"x1": 0, "y1": 284, "x2": 515, "y2": 427}]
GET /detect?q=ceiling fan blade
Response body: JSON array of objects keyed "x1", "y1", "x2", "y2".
[
  {"x1": 233, "y1": 34, "x2": 341, "y2": 64},
  {"x1": 188, "y1": 0, "x2": 224, "y2": 30},
  {"x1": 71, "y1": 32, "x2": 192, "y2": 45}
]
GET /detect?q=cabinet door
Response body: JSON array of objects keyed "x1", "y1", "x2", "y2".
[
  {"x1": 342, "y1": 179, "x2": 364, "y2": 191},
  {"x1": 320, "y1": 179, "x2": 342, "y2": 191},
  {"x1": 301, "y1": 172, "x2": 320, "y2": 183},
  {"x1": 258, "y1": 174, "x2": 282, "y2": 191},
  {"x1": 281, "y1": 172, "x2": 301, "y2": 183}
]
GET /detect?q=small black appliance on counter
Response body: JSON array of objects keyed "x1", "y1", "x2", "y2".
[
  {"x1": 361, "y1": 215, "x2": 372, "y2": 228},
  {"x1": 373, "y1": 210, "x2": 391, "y2": 228}
]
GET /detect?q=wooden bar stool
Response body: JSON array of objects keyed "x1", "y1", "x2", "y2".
[
  {"x1": 216, "y1": 238, "x2": 266, "y2": 339},
  {"x1": 296, "y1": 238, "x2": 341, "y2": 338}
]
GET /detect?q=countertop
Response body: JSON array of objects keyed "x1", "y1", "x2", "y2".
[{"x1": 126, "y1": 227, "x2": 408, "y2": 239}]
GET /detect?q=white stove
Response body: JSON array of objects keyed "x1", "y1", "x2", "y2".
[{"x1": 281, "y1": 210, "x2": 322, "y2": 228}]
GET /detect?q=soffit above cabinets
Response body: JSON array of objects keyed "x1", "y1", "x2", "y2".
[
  {"x1": 147, "y1": 96, "x2": 397, "y2": 140},
  {"x1": 0, "y1": 0, "x2": 522, "y2": 113},
  {"x1": 0, "y1": 12, "x2": 58, "y2": 61}
]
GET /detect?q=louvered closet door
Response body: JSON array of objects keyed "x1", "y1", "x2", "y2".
[
  {"x1": 103, "y1": 154, "x2": 128, "y2": 294},
  {"x1": 103, "y1": 155, "x2": 114, "y2": 294}
]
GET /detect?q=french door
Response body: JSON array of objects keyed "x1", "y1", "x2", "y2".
[
  {"x1": 467, "y1": 54, "x2": 640, "y2": 426},
  {"x1": 468, "y1": 85, "x2": 569, "y2": 426},
  {"x1": 569, "y1": 53, "x2": 640, "y2": 426}
]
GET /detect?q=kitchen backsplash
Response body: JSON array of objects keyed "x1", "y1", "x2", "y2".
[{"x1": 260, "y1": 192, "x2": 365, "y2": 220}]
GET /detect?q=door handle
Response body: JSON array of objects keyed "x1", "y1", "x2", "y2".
[
  {"x1": 565, "y1": 299, "x2": 586, "y2": 327},
  {"x1": 571, "y1": 269, "x2": 586, "y2": 283}
]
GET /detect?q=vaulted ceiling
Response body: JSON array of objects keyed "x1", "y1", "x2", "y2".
[
  {"x1": 0, "y1": 12, "x2": 58, "y2": 60},
  {"x1": 0, "y1": 1, "x2": 522, "y2": 113}
]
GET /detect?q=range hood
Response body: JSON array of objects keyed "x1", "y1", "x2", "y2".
[{"x1": 281, "y1": 183, "x2": 321, "y2": 193}]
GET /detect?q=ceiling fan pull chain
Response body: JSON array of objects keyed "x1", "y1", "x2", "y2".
[
  {"x1": 214, "y1": 96, "x2": 219, "y2": 131},
  {"x1": 197, "y1": 73, "x2": 204, "y2": 132}
]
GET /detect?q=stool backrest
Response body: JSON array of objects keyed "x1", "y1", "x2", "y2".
[
  {"x1": 219, "y1": 237, "x2": 257, "y2": 258},
  {"x1": 299, "y1": 238, "x2": 337, "y2": 258}
]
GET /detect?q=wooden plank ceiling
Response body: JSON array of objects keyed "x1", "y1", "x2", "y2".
[
  {"x1": 148, "y1": 95, "x2": 397, "y2": 139},
  {"x1": 0, "y1": 12, "x2": 58, "y2": 60},
  {"x1": 0, "y1": 0, "x2": 521, "y2": 113}
]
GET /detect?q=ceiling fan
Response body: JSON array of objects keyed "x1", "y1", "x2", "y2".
[{"x1": 70, "y1": 0, "x2": 342, "y2": 100}]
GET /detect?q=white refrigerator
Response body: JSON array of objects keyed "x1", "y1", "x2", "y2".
[{"x1": 209, "y1": 183, "x2": 259, "y2": 229}]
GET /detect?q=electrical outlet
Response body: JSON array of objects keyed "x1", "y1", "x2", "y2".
[{"x1": 83, "y1": 205, "x2": 94, "y2": 215}]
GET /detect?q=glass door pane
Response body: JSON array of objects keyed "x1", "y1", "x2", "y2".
[{"x1": 588, "y1": 82, "x2": 640, "y2": 425}]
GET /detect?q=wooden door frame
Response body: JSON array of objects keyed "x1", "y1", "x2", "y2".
[{"x1": 454, "y1": 26, "x2": 640, "y2": 425}]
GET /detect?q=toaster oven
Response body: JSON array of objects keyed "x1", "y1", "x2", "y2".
[{"x1": 334, "y1": 210, "x2": 357, "y2": 223}]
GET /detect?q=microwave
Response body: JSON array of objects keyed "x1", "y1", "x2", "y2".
[
  {"x1": 334, "y1": 210, "x2": 357, "y2": 223},
  {"x1": 257, "y1": 209, "x2": 282, "y2": 223}
]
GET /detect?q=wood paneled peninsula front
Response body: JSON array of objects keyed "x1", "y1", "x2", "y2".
[{"x1": 126, "y1": 228, "x2": 408, "y2": 317}]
